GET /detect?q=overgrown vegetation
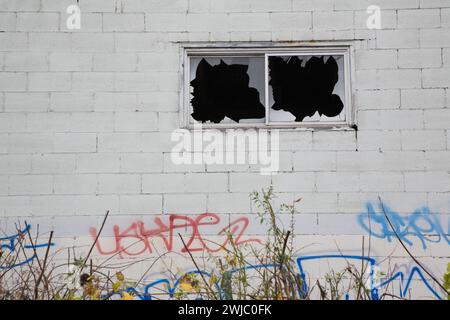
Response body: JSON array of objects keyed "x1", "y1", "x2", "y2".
[
  {"x1": 0, "y1": 187, "x2": 448, "y2": 300},
  {"x1": 444, "y1": 263, "x2": 450, "y2": 300},
  {"x1": 0, "y1": 221, "x2": 136, "y2": 300},
  {"x1": 174, "y1": 185, "x2": 302, "y2": 300}
]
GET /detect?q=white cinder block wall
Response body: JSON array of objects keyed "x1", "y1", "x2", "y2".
[{"x1": 1, "y1": 0, "x2": 450, "y2": 299}]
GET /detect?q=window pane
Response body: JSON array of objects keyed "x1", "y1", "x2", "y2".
[
  {"x1": 268, "y1": 55, "x2": 346, "y2": 123},
  {"x1": 189, "y1": 56, "x2": 266, "y2": 124}
]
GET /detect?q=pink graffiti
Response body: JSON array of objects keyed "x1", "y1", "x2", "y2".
[{"x1": 89, "y1": 213, "x2": 262, "y2": 258}]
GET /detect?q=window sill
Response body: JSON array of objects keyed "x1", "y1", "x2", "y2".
[{"x1": 184, "y1": 122, "x2": 357, "y2": 131}]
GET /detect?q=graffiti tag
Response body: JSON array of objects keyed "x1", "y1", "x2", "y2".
[
  {"x1": 358, "y1": 202, "x2": 450, "y2": 250},
  {"x1": 89, "y1": 213, "x2": 262, "y2": 258}
]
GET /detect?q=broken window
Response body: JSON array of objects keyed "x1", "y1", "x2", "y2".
[
  {"x1": 184, "y1": 46, "x2": 353, "y2": 128},
  {"x1": 190, "y1": 56, "x2": 266, "y2": 124}
]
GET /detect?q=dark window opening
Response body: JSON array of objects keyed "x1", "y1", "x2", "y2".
[
  {"x1": 268, "y1": 56, "x2": 344, "y2": 122},
  {"x1": 190, "y1": 58, "x2": 265, "y2": 123}
]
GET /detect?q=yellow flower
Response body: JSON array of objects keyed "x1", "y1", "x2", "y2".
[
  {"x1": 121, "y1": 292, "x2": 135, "y2": 300},
  {"x1": 209, "y1": 274, "x2": 219, "y2": 286},
  {"x1": 179, "y1": 281, "x2": 194, "y2": 292},
  {"x1": 116, "y1": 272, "x2": 125, "y2": 282},
  {"x1": 112, "y1": 281, "x2": 121, "y2": 292}
]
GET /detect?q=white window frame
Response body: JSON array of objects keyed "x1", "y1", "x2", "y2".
[{"x1": 181, "y1": 42, "x2": 355, "y2": 130}]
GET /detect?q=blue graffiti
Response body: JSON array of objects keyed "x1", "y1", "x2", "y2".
[
  {"x1": 129, "y1": 254, "x2": 445, "y2": 300},
  {"x1": 128, "y1": 270, "x2": 221, "y2": 300},
  {"x1": 296, "y1": 255, "x2": 379, "y2": 300},
  {"x1": 0, "y1": 224, "x2": 55, "y2": 269},
  {"x1": 376, "y1": 265, "x2": 442, "y2": 300},
  {"x1": 358, "y1": 202, "x2": 450, "y2": 250},
  {"x1": 296, "y1": 255, "x2": 444, "y2": 300},
  {"x1": 134, "y1": 264, "x2": 279, "y2": 300}
]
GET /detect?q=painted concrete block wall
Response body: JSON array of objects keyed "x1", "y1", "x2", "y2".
[{"x1": 1, "y1": 0, "x2": 449, "y2": 299}]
